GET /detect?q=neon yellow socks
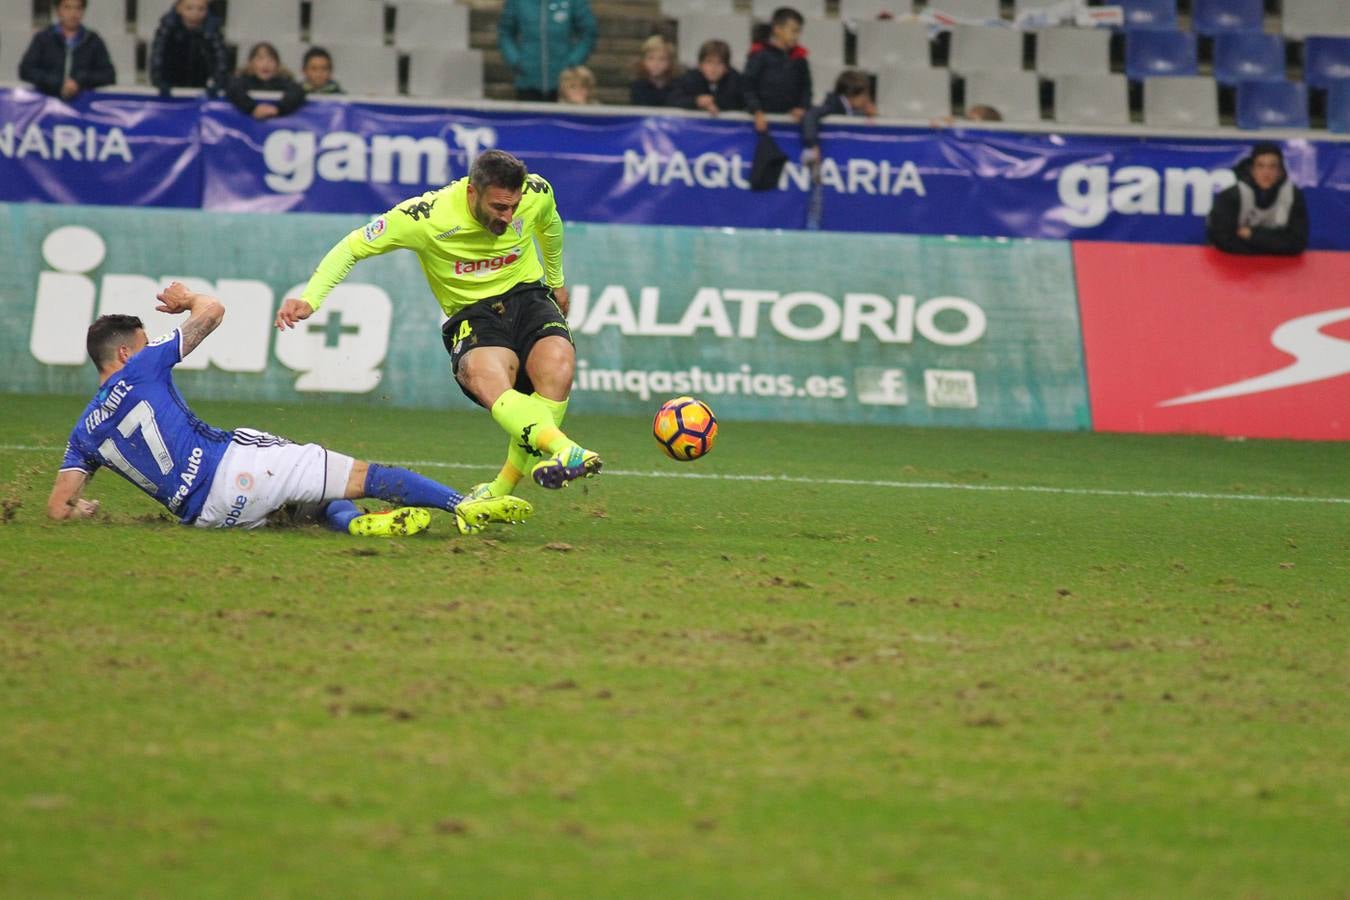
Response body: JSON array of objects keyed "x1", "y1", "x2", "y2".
[{"x1": 488, "y1": 391, "x2": 576, "y2": 495}]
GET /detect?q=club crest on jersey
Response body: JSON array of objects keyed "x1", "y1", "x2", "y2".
[
  {"x1": 363, "y1": 216, "x2": 387, "y2": 242},
  {"x1": 512, "y1": 217, "x2": 523, "y2": 236}
]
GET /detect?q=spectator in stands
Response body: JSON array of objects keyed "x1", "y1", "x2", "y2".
[
  {"x1": 1207, "y1": 142, "x2": 1309, "y2": 257},
  {"x1": 18, "y1": 0, "x2": 116, "y2": 100},
  {"x1": 226, "y1": 42, "x2": 305, "y2": 120},
  {"x1": 669, "y1": 39, "x2": 745, "y2": 115},
  {"x1": 497, "y1": 0, "x2": 597, "y2": 102},
  {"x1": 149, "y1": 0, "x2": 228, "y2": 97},
  {"x1": 931, "y1": 103, "x2": 1002, "y2": 127},
  {"x1": 301, "y1": 47, "x2": 344, "y2": 95},
  {"x1": 800, "y1": 69, "x2": 875, "y2": 161},
  {"x1": 744, "y1": 6, "x2": 812, "y2": 133},
  {"x1": 630, "y1": 35, "x2": 680, "y2": 107},
  {"x1": 558, "y1": 65, "x2": 598, "y2": 105}
]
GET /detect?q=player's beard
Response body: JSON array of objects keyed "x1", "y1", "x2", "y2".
[{"x1": 473, "y1": 199, "x2": 508, "y2": 236}]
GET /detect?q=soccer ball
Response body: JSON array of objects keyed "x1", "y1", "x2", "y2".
[{"x1": 653, "y1": 396, "x2": 718, "y2": 461}]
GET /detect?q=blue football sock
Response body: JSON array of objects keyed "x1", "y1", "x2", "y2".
[
  {"x1": 363, "y1": 463, "x2": 463, "y2": 510},
  {"x1": 323, "y1": 500, "x2": 361, "y2": 533}
]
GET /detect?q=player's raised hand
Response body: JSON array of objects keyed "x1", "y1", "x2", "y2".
[
  {"x1": 275, "y1": 298, "x2": 314, "y2": 331},
  {"x1": 155, "y1": 281, "x2": 194, "y2": 314}
]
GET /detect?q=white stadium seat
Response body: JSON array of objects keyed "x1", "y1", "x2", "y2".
[
  {"x1": 394, "y1": 2, "x2": 470, "y2": 51},
  {"x1": 407, "y1": 47, "x2": 484, "y2": 99}
]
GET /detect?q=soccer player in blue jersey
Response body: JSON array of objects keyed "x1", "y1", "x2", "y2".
[{"x1": 47, "y1": 282, "x2": 532, "y2": 536}]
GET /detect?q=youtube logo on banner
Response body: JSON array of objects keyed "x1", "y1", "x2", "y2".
[{"x1": 1074, "y1": 243, "x2": 1350, "y2": 441}]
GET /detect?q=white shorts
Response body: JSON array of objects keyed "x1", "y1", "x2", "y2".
[{"x1": 194, "y1": 429, "x2": 355, "y2": 529}]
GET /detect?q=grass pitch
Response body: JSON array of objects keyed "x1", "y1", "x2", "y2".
[{"x1": 1, "y1": 394, "x2": 1347, "y2": 898}]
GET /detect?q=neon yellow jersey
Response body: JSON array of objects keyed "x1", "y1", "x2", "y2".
[{"x1": 299, "y1": 174, "x2": 564, "y2": 317}]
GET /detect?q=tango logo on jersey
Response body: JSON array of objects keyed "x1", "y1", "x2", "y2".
[
  {"x1": 363, "y1": 216, "x2": 386, "y2": 242},
  {"x1": 399, "y1": 199, "x2": 437, "y2": 221},
  {"x1": 455, "y1": 249, "x2": 521, "y2": 276}
]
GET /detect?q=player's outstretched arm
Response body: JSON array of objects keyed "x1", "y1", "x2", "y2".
[
  {"x1": 155, "y1": 281, "x2": 225, "y2": 357},
  {"x1": 47, "y1": 470, "x2": 99, "y2": 521}
]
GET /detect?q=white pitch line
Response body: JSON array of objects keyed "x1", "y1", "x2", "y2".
[{"x1": 5, "y1": 443, "x2": 1348, "y2": 506}]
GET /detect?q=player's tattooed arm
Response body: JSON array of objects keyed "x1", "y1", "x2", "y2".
[
  {"x1": 155, "y1": 281, "x2": 225, "y2": 357},
  {"x1": 47, "y1": 470, "x2": 99, "y2": 521}
]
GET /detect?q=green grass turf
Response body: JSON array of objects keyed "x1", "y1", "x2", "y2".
[{"x1": 1, "y1": 393, "x2": 1347, "y2": 898}]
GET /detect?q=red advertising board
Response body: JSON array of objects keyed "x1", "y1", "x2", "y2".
[{"x1": 1074, "y1": 242, "x2": 1350, "y2": 441}]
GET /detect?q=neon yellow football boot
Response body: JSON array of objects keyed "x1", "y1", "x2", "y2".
[
  {"x1": 348, "y1": 507, "x2": 432, "y2": 537},
  {"x1": 530, "y1": 445, "x2": 603, "y2": 490},
  {"x1": 454, "y1": 494, "x2": 534, "y2": 535}
]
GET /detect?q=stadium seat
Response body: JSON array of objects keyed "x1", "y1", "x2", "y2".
[
  {"x1": 134, "y1": 0, "x2": 161, "y2": 40},
  {"x1": 854, "y1": 20, "x2": 930, "y2": 69},
  {"x1": 676, "y1": 14, "x2": 751, "y2": 68},
  {"x1": 927, "y1": 0, "x2": 1000, "y2": 21},
  {"x1": 266, "y1": 40, "x2": 309, "y2": 76},
  {"x1": 1014, "y1": 0, "x2": 1063, "y2": 18},
  {"x1": 102, "y1": 31, "x2": 139, "y2": 84},
  {"x1": 225, "y1": 0, "x2": 301, "y2": 45},
  {"x1": 407, "y1": 48, "x2": 483, "y2": 99},
  {"x1": 1035, "y1": 27, "x2": 1110, "y2": 77},
  {"x1": 1236, "y1": 80, "x2": 1309, "y2": 129},
  {"x1": 1212, "y1": 33, "x2": 1286, "y2": 86},
  {"x1": 874, "y1": 65, "x2": 949, "y2": 119},
  {"x1": 1303, "y1": 37, "x2": 1350, "y2": 90},
  {"x1": 1125, "y1": 29, "x2": 1198, "y2": 80},
  {"x1": 1118, "y1": 0, "x2": 1177, "y2": 31},
  {"x1": 752, "y1": 0, "x2": 825, "y2": 19},
  {"x1": 0, "y1": 0, "x2": 34, "y2": 33},
  {"x1": 77, "y1": 0, "x2": 127, "y2": 37},
  {"x1": 1054, "y1": 73, "x2": 1128, "y2": 126},
  {"x1": 1281, "y1": 0, "x2": 1350, "y2": 39},
  {"x1": 1143, "y1": 75, "x2": 1219, "y2": 128},
  {"x1": 837, "y1": 0, "x2": 912, "y2": 21},
  {"x1": 394, "y1": 2, "x2": 470, "y2": 51},
  {"x1": 0, "y1": 30, "x2": 25, "y2": 81},
  {"x1": 963, "y1": 69, "x2": 1040, "y2": 121},
  {"x1": 948, "y1": 24, "x2": 1023, "y2": 75},
  {"x1": 811, "y1": 59, "x2": 848, "y2": 104},
  {"x1": 309, "y1": 0, "x2": 386, "y2": 48},
  {"x1": 804, "y1": 18, "x2": 845, "y2": 64},
  {"x1": 1191, "y1": 0, "x2": 1263, "y2": 36},
  {"x1": 659, "y1": 0, "x2": 735, "y2": 15},
  {"x1": 321, "y1": 43, "x2": 399, "y2": 96},
  {"x1": 1329, "y1": 81, "x2": 1350, "y2": 132}
]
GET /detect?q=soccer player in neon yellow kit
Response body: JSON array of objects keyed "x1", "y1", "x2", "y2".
[{"x1": 275, "y1": 150, "x2": 601, "y2": 498}]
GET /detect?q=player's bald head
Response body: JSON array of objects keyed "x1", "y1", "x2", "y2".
[
  {"x1": 87, "y1": 314, "x2": 145, "y2": 369},
  {"x1": 469, "y1": 150, "x2": 528, "y2": 194}
]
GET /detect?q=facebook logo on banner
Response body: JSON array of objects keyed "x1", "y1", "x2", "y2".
[{"x1": 854, "y1": 368, "x2": 909, "y2": 406}]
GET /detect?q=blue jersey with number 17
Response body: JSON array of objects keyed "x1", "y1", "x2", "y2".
[{"x1": 60, "y1": 329, "x2": 234, "y2": 524}]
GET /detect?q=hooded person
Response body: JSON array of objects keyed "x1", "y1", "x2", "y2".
[{"x1": 1206, "y1": 143, "x2": 1309, "y2": 256}]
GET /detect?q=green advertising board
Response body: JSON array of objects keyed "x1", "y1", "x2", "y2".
[{"x1": 1, "y1": 202, "x2": 1090, "y2": 429}]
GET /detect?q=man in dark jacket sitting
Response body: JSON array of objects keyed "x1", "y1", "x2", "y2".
[
  {"x1": 148, "y1": 0, "x2": 229, "y2": 97},
  {"x1": 1206, "y1": 142, "x2": 1309, "y2": 256},
  {"x1": 744, "y1": 7, "x2": 812, "y2": 132},
  {"x1": 669, "y1": 39, "x2": 746, "y2": 115},
  {"x1": 19, "y1": 0, "x2": 116, "y2": 100},
  {"x1": 800, "y1": 69, "x2": 875, "y2": 160}
]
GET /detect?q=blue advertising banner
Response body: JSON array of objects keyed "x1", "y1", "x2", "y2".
[
  {"x1": 4, "y1": 88, "x2": 1348, "y2": 249},
  {"x1": 0, "y1": 88, "x2": 200, "y2": 207}
]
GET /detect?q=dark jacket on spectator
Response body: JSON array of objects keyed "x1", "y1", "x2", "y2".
[
  {"x1": 227, "y1": 73, "x2": 306, "y2": 117},
  {"x1": 668, "y1": 66, "x2": 746, "y2": 112},
  {"x1": 800, "y1": 91, "x2": 862, "y2": 148},
  {"x1": 1206, "y1": 152, "x2": 1309, "y2": 256},
  {"x1": 19, "y1": 26, "x2": 116, "y2": 97},
  {"x1": 742, "y1": 41, "x2": 811, "y2": 114},
  {"x1": 149, "y1": 9, "x2": 229, "y2": 96},
  {"x1": 630, "y1": 77, "x2": 675, "y2": 107}
]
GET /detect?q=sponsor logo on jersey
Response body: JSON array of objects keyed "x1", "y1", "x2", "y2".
[
  {"x1": 223, "y1": 494, "x2": 250, "y2": 528},
  {"x1": 398, "y1": 198, "x2": 437, "y2": 221},
  {"x1": 454, "y1": 249, "x2": 522, "y2": 276},
  {"x1": 148, "y1": 331, "x2": 177, "y2": 346},
  {"x1": 363, "y1": 216, "x2": 387, "y2": 242},
  {"x1": 524, "y1": 177, "x2": 550, "y2": 194}
]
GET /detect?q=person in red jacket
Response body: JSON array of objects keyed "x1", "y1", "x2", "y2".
[{"x1": 18, "y1": 0, "x2": 116, "y2": 100}]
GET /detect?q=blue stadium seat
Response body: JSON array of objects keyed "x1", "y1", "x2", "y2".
[
  {"x1": 1192, "y1": 0, "x2": 1264, "y2": 35},
  {"x1": 1236, "y1": 81, "x2": 1309, "y2": 129},
  {"x1": 1213, "y1": 33, "x2": 1286, "y2": 86},
  {"x1": 1303, "y1": 37, "x2": 1350, "y2": 90},
  {"x1": 1329, "y1": 82, "x2": 1350, "y2": 132},
  {"x1": 1125, "y1": 29, "x2": 1198, "y2": 80},
  {"x1": 1118, "y1": 0, "x2": 1177, "y2": 31}
]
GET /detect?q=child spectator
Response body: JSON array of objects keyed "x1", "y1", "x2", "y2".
[
  {"x1": 149, "y1": 0, "x2": 229, "y2": 96},
  {"x1": 630, "y1": 34, "x2": 680, "y2": 107},
  {"x1": 1206, "y1": 142, "x2": 1309, "y2": 256},
  {"x1": 744, "y1": 6, "x2": 812, "y2": 131},
  {"x1": 669, "y1": 39, "x2": 745, "y2": 115},
  {"x1": 19, "y1": 0, "x2": 115, "y2": 99},
  {"x1": 800, "y1": 69, "x2": 875, "y2": 160},
  {"x1": 301, "y1": 46, "x2": 344, "y2": 95},
  {"x1": 226, "y1": 41, "x2": 305, "y2": 120},
  {"x1": 497, "y1": 0, "x2": 597, "y2": 101},
  {"x1": 558, "y1": 65, "x2": 598, "y2": 104}
]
